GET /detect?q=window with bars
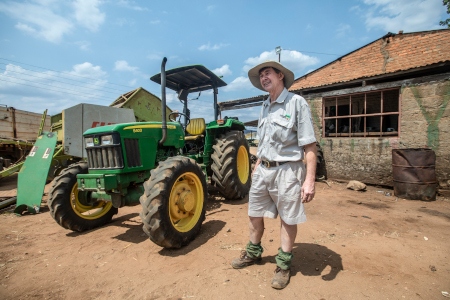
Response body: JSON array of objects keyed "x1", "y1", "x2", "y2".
[{"x1": 323, "y1": 88, "x2": 400, "y2": 138}]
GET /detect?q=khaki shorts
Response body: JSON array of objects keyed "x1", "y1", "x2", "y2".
[{"x1": 248, "y1": 161, "x2": 306, "y2": 225}]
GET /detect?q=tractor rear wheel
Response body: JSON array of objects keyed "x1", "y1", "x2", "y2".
[
  {"x1": 140, "y1": 156, "x2": 207, "y2": 248},
  {"x1": 48, "y1": 162, "x2": 118, "y2": 231},
  {"x1": 211, "y1": 130, "x2": 251, "y2": 199}
]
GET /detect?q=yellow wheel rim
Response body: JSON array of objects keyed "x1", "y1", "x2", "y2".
[
  {"x1": 169, "y1": 172, "x2": 204, "y2": 232},
  {"x1": 70, "y1": 182, "x2": 113, "y2": 220},
  {"x1": 237, "y1": 145, "x2": 249, "y2": 184}
]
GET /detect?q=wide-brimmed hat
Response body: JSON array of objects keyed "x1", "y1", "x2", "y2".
[{"x1": 248, "y1": 60, "x2": 294, "y2": 91}]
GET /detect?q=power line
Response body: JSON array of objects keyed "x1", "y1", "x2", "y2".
[
  {"x1": 0, "y1": 57, "x2": 134, "y2": 89},
  {"x1": 0, "y1": 66, "x2": 126, "y2": 96},
  {"x1": 0, "y1": 63, "x2": 129, "y2": 93},
  {"x1": 0, "y1": 73, "x2": 116, "y2": 100},
  {"x1": 0, "y1": 57, "x2": 228, "y2": 106},
  {"x1": 281, "y1": 48, "x2": 341, "y2": 56},
  {"x1": 298, "y1": 50, "x2": 340, "y2": 56},
  {"x1": 0, "y1": 78, "x2": 110, "y2": 102},
  {"x1": 0, "y1": 75, "x2": 214, "y2": 106},
  {"x1": 0, "y1": 57, "x2": 145, "y2": 101}
]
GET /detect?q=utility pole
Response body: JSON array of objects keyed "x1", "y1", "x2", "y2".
[{"x1": 275, "y1": 46, "x2": 281, "y2": 62}]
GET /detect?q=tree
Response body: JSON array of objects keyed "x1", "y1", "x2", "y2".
[{"x1": 440, "y1": 0, "x2": 450, "y2": 28}]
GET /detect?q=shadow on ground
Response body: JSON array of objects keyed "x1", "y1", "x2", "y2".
[
  {"x1": 158, "y1": 219, "x2": 226, "y2": 257},
  {"x1": 66, "y1": 212, "x2": 148, "y2": 244},
  {"x1": 263, "y1": 243, "x2": 343, "y2": 281}
]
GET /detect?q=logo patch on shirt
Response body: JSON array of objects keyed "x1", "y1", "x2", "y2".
[{"x1": 281, "y1": 114, "x2": 291, "y2": 120}]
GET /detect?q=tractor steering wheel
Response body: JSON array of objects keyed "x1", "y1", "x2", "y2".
[{"x1": 168, "y1": 111, "x2": 190, "y2": 126}]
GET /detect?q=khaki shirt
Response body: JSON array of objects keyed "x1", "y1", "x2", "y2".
[{"x1": 256, "y1": 88, "x2": 316, "y2": 162}]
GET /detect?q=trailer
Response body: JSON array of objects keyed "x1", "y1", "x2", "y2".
[{"x1": 0, "y1": 105, "x2": 51, "y2": 171}]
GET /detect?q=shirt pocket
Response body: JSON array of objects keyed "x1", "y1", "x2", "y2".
[{"x1": 271, "y1": 116, "x2": 294, "y2": 144}]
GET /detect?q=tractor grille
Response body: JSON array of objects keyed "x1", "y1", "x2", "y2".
[
  {"x1": 87, "y1": 145, "x2": 124, "y2": 169},
  {"x1": 124, "y1": 138, "x2": 142, "y2": 167}
]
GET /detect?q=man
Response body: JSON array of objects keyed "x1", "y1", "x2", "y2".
[{"x1": 231, "y1": 61, "x2": 317, "y2": 289}]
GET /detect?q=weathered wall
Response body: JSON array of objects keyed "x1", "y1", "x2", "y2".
[
  {"x1": 307, "y1": 79, "x2": 450, "y2": 190},
  {"x1": 0, "y1": 107, "x2": 51, "y2": 140},
  {"x1": 401, "y1": 81, "x2": 450, "y2": 190}
]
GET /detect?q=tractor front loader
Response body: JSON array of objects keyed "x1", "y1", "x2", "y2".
[{"x1": 48, "y1": 58, "x2": 251, "y2": 248}]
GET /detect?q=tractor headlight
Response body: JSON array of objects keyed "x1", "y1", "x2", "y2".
[
  {"x1": 85, "y1": 137, "x2": 94, "y2": 147},
  {"x1": 101, "y1": 135, "x2": 113, "y2": 145}
]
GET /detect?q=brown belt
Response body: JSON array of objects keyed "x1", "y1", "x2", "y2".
[{"x1": 260, "y1": 160, "x2": 288, "y2": 168}]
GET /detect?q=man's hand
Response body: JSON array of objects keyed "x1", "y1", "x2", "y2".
[{"x1": 301, "y1": 178, "x2": 315, "y2": 203}]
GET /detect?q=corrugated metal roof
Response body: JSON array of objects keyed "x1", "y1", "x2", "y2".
[{"x1": 150, "y1": 65, "x2": 227, "y2": 94}]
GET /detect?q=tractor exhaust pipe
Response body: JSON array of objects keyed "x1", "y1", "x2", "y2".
[{"x1": 159, "y1": 57, "x2": 168, "y2": 146}]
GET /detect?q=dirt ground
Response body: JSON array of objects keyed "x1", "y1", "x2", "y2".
[{"x1": 0, "y1": 173, "x2": 449, "y2": 300}]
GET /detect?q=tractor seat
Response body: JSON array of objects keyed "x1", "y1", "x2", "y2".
[{"x1": 185, "y1": 118, "x2": 206, "y2": 141}]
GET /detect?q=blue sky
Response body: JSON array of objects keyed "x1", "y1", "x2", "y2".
[{"x1": 0, "y1": 0, "x2": 447, "y2": 123}]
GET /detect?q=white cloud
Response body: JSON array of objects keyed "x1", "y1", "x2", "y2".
[
  {"x1": 0, "y1": 1, "x2": 73, "y2": 43},
  {"x1": 243, "y1": 49, "x2": 319, "y2": 77},
  {"x1": 222, "y1": 76, "x2": 254, "y2": 93},
  {"x1": 73, "y1": 0, "x2": 105, "y2": 32},
  {"x1": 114, "y1": 60, "x2": 138, "y2": 72},
  {"x1": 70, "y1": 62, "x2": 107, "y2": 78},
  {"x1": 75, "y1": 40, "x2": 91, "y2": 51},
  {"x1": 363, "y1": 0, "x2": 444, "y2": 32},
  {"x1": 350, "y1": 5, "x2": 362, "y2": 13},
  {"x1": 0, "y1": 0, "x2": 106, "y2": 43},
  {"x1": 336, "y1": 23, "x2": 351, "y2": 38},
  {"x1": 15, "y1": 22, "x2": 36, "y2": 34},
  {"x1": 114, "y1": 60, "x2": 148, "y2": 83},
  {"x1": 0, "y1": 63, "x2": 112, "y2": 115},
  {"x1": 117, "y1": 0, "x2": 149, "y2": 11},
  {"x1": 147, "y1": 54, "x2": 162, "y2": 60},
  {"x1": 166, "y1": 92, "x2": 179, "y2": 105},
  {"x1": 198, "y1": 42, "x2": 229, "y2": 51},
  {"x1": 212, "y1": 65, "x2": 232, "y2": 77},
  {"x1": 115, "y1": 18, "x2": 135, "y2": 27}
]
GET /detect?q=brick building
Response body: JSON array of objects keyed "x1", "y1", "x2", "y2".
[{"x1": 290, "y1": 29, "x2": 450, "y2": 192}]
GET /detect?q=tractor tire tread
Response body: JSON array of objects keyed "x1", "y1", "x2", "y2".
[
  {"x1": 139, "y1": 156, "x2": 207, "y2": 249},
  {"x1": 211, "y1": 130, "x2": 251, "y2": 200},
  {"x1": 48, "y1": 162, "x2": 117, "y2": 232}
]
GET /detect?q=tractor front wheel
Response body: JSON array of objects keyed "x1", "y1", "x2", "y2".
[
  {"x1": 211, "y1": 130, "x2": 251, "y2": 199},
  {"x1": 48, "y1": 162, "x2": 118, "y2": 231},
  {"x1": 139, "y1": 156, "x2": 207, "y2": 248}
]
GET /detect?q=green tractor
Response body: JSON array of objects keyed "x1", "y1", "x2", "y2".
[{"x1": 48, "y1": 58, "x2": 251, "y2": 248}]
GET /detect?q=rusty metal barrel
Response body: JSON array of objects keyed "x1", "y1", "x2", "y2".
[{"x1": 392, "y1": 148, "x2": 437, "y2": 201}]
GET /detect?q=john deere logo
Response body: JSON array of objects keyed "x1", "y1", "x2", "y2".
[{"x1": 94, "y1": 137, "x2": 99, "y2": 145}]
